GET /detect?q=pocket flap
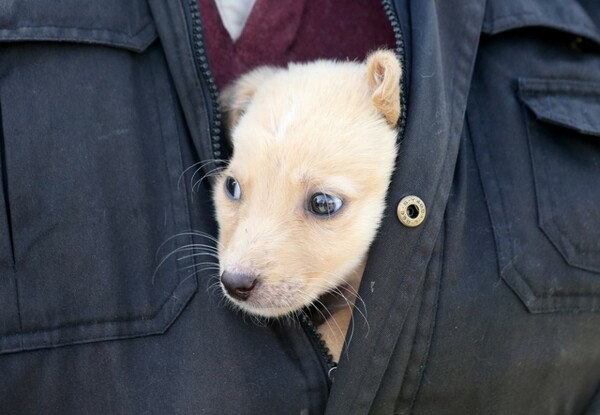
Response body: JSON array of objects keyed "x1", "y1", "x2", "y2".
[
  {"x1": 0, "y1": 0, "x2": 157, "y2": 52},
  {"x1": 518, "y1": 78, "x2": 600, "y2": 137},
  {"x1": 483, "y1": 0, "x2": 600, "y2": 45}
]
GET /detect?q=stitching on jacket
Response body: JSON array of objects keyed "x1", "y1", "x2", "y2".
[
  {"x1": 0, "y1": 19, "x2": 154, "y2": 39},
  {"x1": 484, "y1": 11, "x2": 600, "y2": 42}
]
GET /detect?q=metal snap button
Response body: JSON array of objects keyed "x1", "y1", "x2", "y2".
[{"x1": 397, "y1": 195, "x2": 426, "y2": 227}]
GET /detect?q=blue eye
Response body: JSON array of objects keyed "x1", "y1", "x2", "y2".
[
  {"x1": 224, "y1": 177, "x2": 241, "y2": 200},
  {"x1": 309, "y1": 193, "x2": 343, "y2": 216}
]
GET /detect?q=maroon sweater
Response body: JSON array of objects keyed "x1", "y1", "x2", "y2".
[{"x1": 199, "y1": 0, "x2": 396, "y2": 90}]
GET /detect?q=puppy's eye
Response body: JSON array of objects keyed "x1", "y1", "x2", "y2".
[
  {"x1": 309, "y1": 193, "x2": 343, "y2": 216},
  {"x1": 224, "y1": 176, "x2": 241, "y2": 200}
]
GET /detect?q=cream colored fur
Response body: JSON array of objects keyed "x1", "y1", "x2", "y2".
[{"x1": 214, "y1": 50, "x2": 401, "y2": 361}]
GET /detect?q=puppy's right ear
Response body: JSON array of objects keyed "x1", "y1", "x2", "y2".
[
  {"x1": 366, "y1": 50, "x2": 402, "y2": 127},
  {"x1": 219, "y1": 66, "x2": 279, "y2": 128}
]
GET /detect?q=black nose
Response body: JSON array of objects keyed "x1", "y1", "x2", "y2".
[{"x1": 220, "y1": 271, "x2": 258, "y2": 301}]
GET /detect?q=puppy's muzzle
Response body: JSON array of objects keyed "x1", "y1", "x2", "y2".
[{"x1": 220, "y1": 271, "x2": 258, "y2": 301}]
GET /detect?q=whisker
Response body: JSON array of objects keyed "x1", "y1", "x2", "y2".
[
  {"x1": 155, "y1": 230, "x2": 222, "y2": 258},
  {"x1": 302, "y1": 294, "x2": 347, "y2": 352},
  {"x1": 192, "y1": 166, "x2": 227, "y2": 193},
  {"x1": 178, "y1": 262, "x2": 220, "y2": 272},
  {"x1": 153, "y1": 229, "x2": 222, "y2": 286},
  {"x1": 154, "y1": 244, "x2": 217, "y2": 276},
  {"x1": 176, "y1": 251, "x2": 220, "y2": 261},
  {"x1": 178, "y1": 159, "x2": 228, "y2": 191},
  {"x1": 173, "y1": 243, "x2": 220, "y2": 253},
  {"x1": 299, "y1": 275, "x2": 370, "y2": 336},
  {"x1": 205, "y1": 275, "x2": 223, "y2": 295}
]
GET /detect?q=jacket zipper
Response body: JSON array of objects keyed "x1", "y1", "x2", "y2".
[
  {"x1": 299, "y1": 313, "x2": 338, "y2": 390},
  {"x1": 382, "y1": 0, "x2": 408, "y2": 138},
  {"x1": 187, "y1": 0, "x2": 225, "y2": 161}
]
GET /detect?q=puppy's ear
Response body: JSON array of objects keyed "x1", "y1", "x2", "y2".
[
  {"x1": 366, "y1": 50, "x2": 402, "y2": 126},
  {"x1": 219, "y1": 66, "x2": 279, "y2": 128}
]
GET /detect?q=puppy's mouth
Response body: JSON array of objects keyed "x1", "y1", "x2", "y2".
[{"x1": 220, "y1": 272, "x2": 315, "y2": 317}]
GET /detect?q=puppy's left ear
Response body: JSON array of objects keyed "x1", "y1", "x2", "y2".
[
  {"x1": 220, "y1": 66, "x2": 279, "y2": 129},
  {"x1": 366, "y1": 50, "x2": 402, "y2": 126}
]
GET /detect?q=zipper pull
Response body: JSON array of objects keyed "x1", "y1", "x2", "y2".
[{"x1": 328, "y1": 365, "x2": 338, "y2": 383}]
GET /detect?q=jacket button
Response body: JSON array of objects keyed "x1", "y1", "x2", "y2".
[{"x1": 397, "y1": 195, "x2": 426, "y2": 227}]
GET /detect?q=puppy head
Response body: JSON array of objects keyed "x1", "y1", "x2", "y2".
[{"x1": 215, "y1": 50, "x2": 401, "y2": 317}]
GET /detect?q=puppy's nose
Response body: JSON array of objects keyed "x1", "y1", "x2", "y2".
[{"x1": 220, "y1": 271, "x2": 258, "y2": 301}]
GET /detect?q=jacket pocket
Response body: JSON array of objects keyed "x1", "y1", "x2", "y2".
[
  {"x1": 519, "y1": 79, "x2": 600, "y2": 273},
  {"x1": 0, "y1": 1, "x2": 197, "y2": 353},
  {"x1": 469, "y1": 0, "x2": 600, "y2": 313},
  {"x1": 502, "y1": 78, "x2": 600, "y2": 313}
]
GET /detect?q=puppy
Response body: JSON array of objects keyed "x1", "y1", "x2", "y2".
[{"x1": 214, "y1": 50, "x2": 401, "y2": 361}]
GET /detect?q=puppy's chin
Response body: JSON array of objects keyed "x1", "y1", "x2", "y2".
[
  {"x1": 225, "y1": 298, "x2": 307, "y2": 318},
  {"x1": 230, "y1": 303, "x2": 300, "y2": 319}
]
